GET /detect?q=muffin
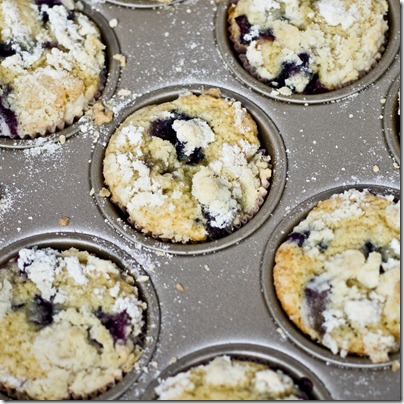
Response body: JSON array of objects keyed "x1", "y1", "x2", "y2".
[
  {"x1": 273, "y1": 189, "x2": 400, "y2": 363},
  {"x1": 103, "y1": 90, "x2": 272, "y2": 243},
  {"x1": 0, "y1": 0, "x2": 106, "y2": 138},
  {"x1": 0, "y1": 247, "x2": 147, "y2": 399},
  {"x1": 228, "y1": 0, "x2": 388, "y2": 95},
  {"x1": 155, "y1": 355, "x2": 307, "y2": 400}
]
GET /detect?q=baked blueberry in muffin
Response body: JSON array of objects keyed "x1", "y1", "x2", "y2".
[
  {"x1": 103, "y1": 90, "x2": 272, "y2": 243},
  {"x1": 228, "y1": 0, "x2": 388, "y2": 95},
  {"x1": 155, "y1": 356, "x2": 311, "y2": 400},
  {"x1": 274, "y1": 189, "x2": 400, "y2": 363},
  {"x1": 0, "y1": 0, "x2": 106, "y2": 138},
  {"x1": 0, "y1": 247, "x2": 147, "y2": 399}
]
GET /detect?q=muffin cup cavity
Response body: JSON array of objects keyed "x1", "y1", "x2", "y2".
[
  {"x1": 0, "y1": 233, "x2": 160, "y2": 400},
  {"x1": 383, "y1": 74, "x2": 400, "y2": 163},
  {"x1": 106, "y1": 0, "x2": 184, "y2": 8},
  {"x1": 90, "y1": 85, "x2": 287, "y2": 256},
  {"x1": 261, "y1": 184, "x2": 400, "y2": 368},
  {"x1": 0, "y1": 2, "x2": 121, "y2": 149},
  {"x1": 141, "y1": 343, "x2": 331, "y2": 400},
  {"x1": 215, "y1": 0, "x2": 400, "y2": 104}
]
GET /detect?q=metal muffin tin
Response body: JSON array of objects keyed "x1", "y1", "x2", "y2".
[
  {"x1": 0, "y1": 0, "x2": 400, "y2": 400},
  {"x1": 383, "y1": 74, "x2": 401, "y2": 163}
]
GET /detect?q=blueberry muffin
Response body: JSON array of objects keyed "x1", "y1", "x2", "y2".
[
  {"x1": 0, "y1": 247, "x2": 146, "y2": 399},
  {"x1": 0, "y1": 0, "x2": 106, "y2": 138},
  {"x1": 103, "y1": 90, "x2": 272, "y2": 243},
  {"x1": 274, "y1": 189, "x2": 400, "y2": 363},
  {"x1": 155, "y1": 356, "x2": 307, "y2": 400},
  {"x1": 228, "y1": 0, "x2": 388, "y2": 95}
]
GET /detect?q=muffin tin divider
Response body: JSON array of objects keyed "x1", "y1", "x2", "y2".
[{"x1": 0, "y1": 0, "x2": 400, "y2": 400}]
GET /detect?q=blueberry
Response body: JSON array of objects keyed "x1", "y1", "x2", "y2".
[
  {"x1": 235, "y1": 15, "x2": 275, "y2": 45},
  {"x1": 95, "y1": 309, "x2": 131, "y2": 343},
  {"x1": 35, "y1": 0, "x2": 62, "y2": 6},
  {"x1": 0, "y1": 95, "x2": 19, "y2": 137},
  {"x1": 361, "y1": 241, "x2": 388, "y2": 261},
  {"x1": 27, "y1": 295, "x2": 54, "y2": 326},
  {"x1": 0, "y1": 43, "x2": 16, "y2": 58},
  {"x1": 304, "y1": 283, "x2": 329, "y2": 335},
  {"x1": 287, "y1": 230, "x2": 311, "y2": 247},
  {"x1": 260, "y1": 28, "x2": 275, "y2": 41},
  {"x1": 303, "y1": 74, "x2": 328, "y2": 95},
  {"x1": 187, "y1": 147, "x2": 205, "y2": 165},
  {"x1": 235, "y1": 15, "x2": 253, "y2": 45},
  {"x1": 273, "y1": 52, "x2": 312, "y2": 91},
  {"x1": 150, "y1": 110, "x2": 199, "y2": 162},
  {"x1": 203, "y1": 211, "x2": 231, "y2": 240},
  {"x1": 149, "y1": 110, "x2": 191, "y2": 143}
]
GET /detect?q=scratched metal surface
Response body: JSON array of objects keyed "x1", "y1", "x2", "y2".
[{"x1": 0, "y1": 0, "x2": 400, "y2": 400}]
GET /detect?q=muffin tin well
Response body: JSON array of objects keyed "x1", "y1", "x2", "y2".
[
  {"x1": 0, "y1": 233, "x2": 160, "y2": 401},
  {"x1": 215, "y1": 0, "x2": 400, "y2": 104},
  {"x1": 0, "y1": 2, "x2": 121, "y2": 150},
  {"x1": 141, "y1": 343, "x2": 332, "y2": 400},
  {"x1": 261, "y1": 184, "x2": 400, "y2": 368},
  {"x1": 90, "y1": 85, "x2": 287, "y2": 256},
  {"x1": 0, "y1": 0, "x2": 400, "y2": 400}
]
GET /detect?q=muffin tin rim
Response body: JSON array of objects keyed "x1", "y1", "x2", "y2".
[
  {"x1": 0, "y1": 232, "x2": 161, "y2": 401},
  {"x1": 215, "y1": 0, "x2": 400, "y2": 105},
  {"x1": 105, "y1": 0, "x2": 185, "y2": 9},
  {"x1": 0, "y1": 1, "x2": 121, "y2": 150},
  {"x1": 382, "y1": 74, "x2": 401, "y2": 163},
  {"x1": 140, "y1": 342, "x2": 332, "y2": 400},
  {"x1": 260, "y1": 183, "x2": 400, "y2": 369},
  {"x1": 90, "y1": 84, "x2": 288, "y2": 256}
]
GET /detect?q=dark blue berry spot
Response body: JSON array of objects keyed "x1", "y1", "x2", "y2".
[
  {"x1": 272, "y1": 52, "x2": 312, "y2": 92},
  {"x1": 150, "y1": 111, "x2": 207, "y2": 164},
  {"x1": 203, "y1": 210, "x2": 231, "y2": 240},
  {"x1": 0, "y1": 43, "x2": 16, "y2": 58},
  {"x1": 304, "y1": 283, "x2": 329, "y2": 335},
  {"x1": 95, "y1": 309, "x2": 131, "y2": 343},
  {"x1": 303, "y1": 74, "x2": 329, "y2": 95},
  {"x1": 27, "y1": 295, "x2": 54, "y2": 326},
  {"x1": 287, "y1": 230, "x2": 311, "y2": 247},
  {"x1": 0, "y1": 95, "x2": 19, "y2": 137},
  {"x1": 235, "y1": 15, "x2": 253, "y2": 45},
  {"x1": 35, "y1": 0, "x2": 62, "y2": 6},
  {"x1": 235, "y1": 14, "x2": 275, "y2": 45}
]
